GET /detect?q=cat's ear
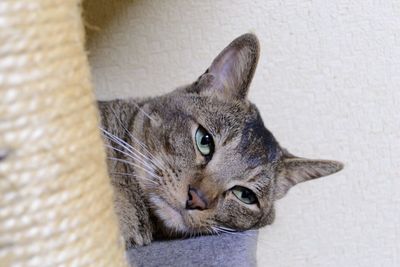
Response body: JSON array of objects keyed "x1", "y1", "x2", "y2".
[
  {"x1": 274, "y1": 149, "x2": 343, "y2": 199},
  {"x1": 196, "y1": 33, "x2": 260, "y2": 100}
]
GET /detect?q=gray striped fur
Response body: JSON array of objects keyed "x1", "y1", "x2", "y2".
[{"x1": 98, "y1": 34, "x2": 343, "y2": 249}]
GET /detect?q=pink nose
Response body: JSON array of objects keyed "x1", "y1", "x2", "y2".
[{"x1": 186, "y1": 186, "x2": 208, "y2": 210}]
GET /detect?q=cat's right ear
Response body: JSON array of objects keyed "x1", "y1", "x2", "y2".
[
  {"x1": 194, "y1": 33, "x2": 260, "y2": 101},
  {"x1": 274, "y1": 149, "x2": 344, "y2": 200}
]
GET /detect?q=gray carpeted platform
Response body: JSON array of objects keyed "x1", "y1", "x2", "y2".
[{"x1": 127, "y1": 231, "x2": 258, "y2": 267}]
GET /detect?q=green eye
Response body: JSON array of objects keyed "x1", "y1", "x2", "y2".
[
  {"x1": 195, "y1": 126, "x2": 215, "y2": 157},
  {"x1": 231, "y1": 186, "x2": 258, "y2": 205}
]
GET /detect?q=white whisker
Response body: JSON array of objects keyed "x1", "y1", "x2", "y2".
[
  {"x1": 108, "y1": 157, "x2": 162, "y2": 181},
  {"x1": 130, "y1": 101, "x2": 157, "y2": 123},
  {"x1": 212, "y1": 226, "x2": 240, "y2": 235},
  {"x1": 101, "y1": 128, "x2": 162, "y2": 170},
  {"x1": 126, "y1": 132, "x2": 167, "y2": 171},
  {"x1": 211, "y1": 226, "x2": 220, "y2": 236},
  {"x1": 101, "y1": 126, "x2": 166, "y2": 171},
  {"x1": 108, "y1": 106, "x2": 165, "y2": 168},
  {"x1": 214, "y1": 228, "x2": 231, "y2": 234},
  {"x1": 110, "y1": 172, "x2": 159, "y2": 185},
  {"x1": 216, "y1": 226, "x2": 238, "y2": 232},
  {"x1": 105, "y1": 144, "x2": 158, "y2": 174}
]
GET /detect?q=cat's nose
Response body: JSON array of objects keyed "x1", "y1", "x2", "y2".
[{"x1": 186, "y1": 186, "x2": 208, "y2": 210}]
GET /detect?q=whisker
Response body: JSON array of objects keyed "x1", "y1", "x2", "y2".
[
  {"x1": 108, "y1": 107, "x2": 166, "y2": 170},
  {"x1": 108, "y1": 157, "x2": 162, "y2": 181},
  {"x1": 213, "y1": 227, "x2": 221, "y2": 236},
  {"x1": 101, "y1": 126, "x2": 166, "y2": 171},
  {"x1": 214, "y1": 228, "x2": 233, "y2": 235},
  {"x1": 211, "y1": 226, "x2": 259, "y2": 244},
  {"x1": 206, "y1": 226, "x2": 215, "y2": 236},
  {"x1": 105, "y1": 144, "x2": 158, "y2": 174},
  {"x1": 101, "y1": 128, "x2": 163, "y2": 171},
  {"x1": 131, "y1": 101, "x2": 157, "y2": 123},
  {"x1": 108, "y1": 156, "x2": 158, "y2": 178},
  {"x1": 127, "y1": 133, "x2": 166, "y2": 171},
  {"x1": 101, "y1": 128, "x2": 145, "y2": 158},
  {"x1": 212, "y1": 226, "x2": 248, "y2": 236},
  {"x1": 216, "y1": 226, "x2": 238, "y2": 233},
  {"x1": 110, "y1": 172, "x2": 159, "y2": 185}
]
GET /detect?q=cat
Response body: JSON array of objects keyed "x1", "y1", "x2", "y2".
[{"x1": 98, "y1": 33, "x2": 343, "y2": 249}]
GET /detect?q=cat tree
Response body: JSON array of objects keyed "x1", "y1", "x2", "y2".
[{"x1": 0, "y1": 1, "x2": 127, "y2": 266}]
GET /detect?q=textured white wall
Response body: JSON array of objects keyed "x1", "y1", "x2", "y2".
[{"x1": 84, "y1": 1, "x2": 400, "y2": 266}]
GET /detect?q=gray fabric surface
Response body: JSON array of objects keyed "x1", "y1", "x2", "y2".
[{"x1": 127, "y1": 231, "x2": 258, "y2": 267}]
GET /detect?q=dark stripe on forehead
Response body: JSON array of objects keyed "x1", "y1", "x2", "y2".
[
  {"x1": 238, "y1": 108, "x2": 279, "y2": 167},
  {"x1": 222, "y1": 129, "x2": 238, "y2": 146}
]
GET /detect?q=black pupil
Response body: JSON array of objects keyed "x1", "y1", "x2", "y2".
[
  {"x1": 201, "y1": 134, "x2": 211, "y2": 145},
  {"x1": 242, "y1": 189, "x2": 254, "y2": 202}
]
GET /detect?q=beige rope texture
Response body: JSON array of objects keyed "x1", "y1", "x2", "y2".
[{"x1": 0, "y1": 0, "x2": 128, "y2": 266}]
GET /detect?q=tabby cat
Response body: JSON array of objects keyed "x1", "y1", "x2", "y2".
[{"x1": 98, "y1": 33, "x2": 343, "y2": 249}]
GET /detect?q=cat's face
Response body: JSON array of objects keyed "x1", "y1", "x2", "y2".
[{"x1": 132, "y1": 34, "x2": 343, "y2": 237}]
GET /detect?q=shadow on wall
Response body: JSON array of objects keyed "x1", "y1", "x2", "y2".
[{"x1": 83, "y1": 0, "x2": 140, "y2": 48}]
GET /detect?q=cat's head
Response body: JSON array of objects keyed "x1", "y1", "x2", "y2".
[{"x1": 133, "y1": 33, "x2": 343, "y2": 236}]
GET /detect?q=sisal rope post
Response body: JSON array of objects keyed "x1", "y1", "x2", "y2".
[{"x1": 0, "y1": 0, "x2": 128, "y2": 266}]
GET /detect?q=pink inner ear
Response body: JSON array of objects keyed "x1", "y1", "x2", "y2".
[
  {"x1": 203, "y1": 33, "x2": 260, "y2": 100},
  {"x1": 210, "y1": 49, "x2": 239, "y2": 90}
]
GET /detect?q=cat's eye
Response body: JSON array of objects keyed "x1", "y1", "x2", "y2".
[
  {"x1": 195, "y1": 126, "x2": 214, "y2": 157},
  {"x1": 231, "y1": 186, "x2": 258, "y2": 205}
]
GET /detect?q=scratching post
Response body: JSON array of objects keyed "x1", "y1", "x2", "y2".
[{"x1": 0, "y1": 0, "x2": 128, "y2": 266}]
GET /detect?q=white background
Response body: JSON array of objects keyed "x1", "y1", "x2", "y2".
[{"x1": 84, "y1": 1, "x2": 400, "y2": 266}]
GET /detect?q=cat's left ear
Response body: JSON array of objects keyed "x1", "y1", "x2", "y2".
[
  {"x1": 197, "y1": 33, "x2": 260, "y2": 100},
  {"x1": 274, "y1": 150, "x2": 344, "y2": 199}
]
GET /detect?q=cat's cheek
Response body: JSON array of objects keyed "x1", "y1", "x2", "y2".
[
  {"x1": 184, "y1": 209, "x2": 216, "y2": 231},
  {"x1": 216, "y1": 196, "x2": 261, "y2": 230},
  {"x1": 150, "y1": 196, "x2": 188, "y2": 233},
  {"x1": 224, "y1": 192, "x2": 261, "y2": 213}
]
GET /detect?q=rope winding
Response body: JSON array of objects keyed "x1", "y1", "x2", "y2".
[{"x1": 0, "y1": 1, "x2": 128, "y2": 266}]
